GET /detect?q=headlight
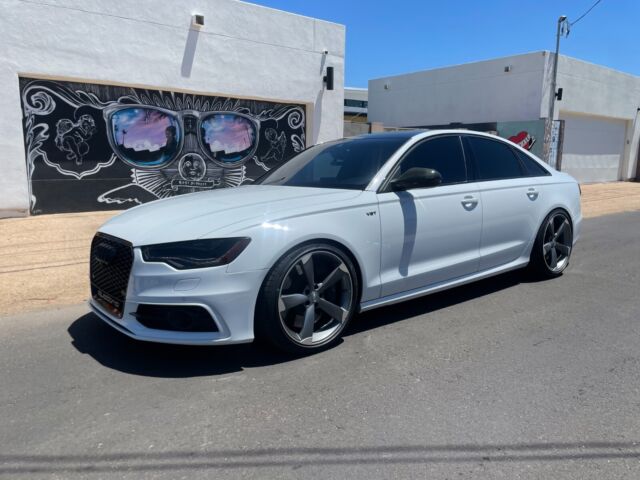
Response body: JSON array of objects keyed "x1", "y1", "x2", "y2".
[{"x1": 141, "y1": 238, "x2": 251, "y2": 270}]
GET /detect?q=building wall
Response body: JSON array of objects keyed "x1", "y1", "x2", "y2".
[
  {"x1": 343, "y1": 87, "x2": 368, "y2": 135},
  {"x1": 368, "y1": 51, "x2": 640, "y2": 182},
  {"x1": 368, "y1": 52, "x2": 547, "y2": 127},
  {"x1": 559, "y1": 113, "x2": 627, "y2": 183},
  {"x1": 344, "y1": 88, "x2": 368, "y2": 103},
  {"x1": 550, "y1": 55, "x2": 640, "y2": 181},
  {"x1": 344, "y1": 87, "x2": 368, "y2": 116},
  {"x1": 1, "y1": 0, "x2": 345, "y2": 217}
]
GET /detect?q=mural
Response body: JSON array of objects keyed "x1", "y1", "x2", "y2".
[
  {"x1": 19, "y1": 77, "x2": 306, "y2": 214},
  {"x1": 507, "y1": 131, "x2": 536, "y2": 151},
  {"x1": 496, "y1": 120, "x2": 545, "y2": 159}
]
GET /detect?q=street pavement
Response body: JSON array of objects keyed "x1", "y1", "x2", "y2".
[{"x1": 1, "y1": 211, "x2": 639, "y2": 479}]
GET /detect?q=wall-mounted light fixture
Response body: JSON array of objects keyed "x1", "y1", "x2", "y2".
[
  {"x1": 323, "y1": 66, "x2": 334, "y2": 91},
  {"x1": 192, "y1": 14, "x2": 204, "y2": 29}
]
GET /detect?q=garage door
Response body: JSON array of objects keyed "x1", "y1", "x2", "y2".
[{"x1": 559, "y1": 113, "x2": 627, "y2": 183}]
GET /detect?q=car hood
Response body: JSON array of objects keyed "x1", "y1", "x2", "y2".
[{"x1": 98, "y1": 185, "x2": 363, "y2": 246}]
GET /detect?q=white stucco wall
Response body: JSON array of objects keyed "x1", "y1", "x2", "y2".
[
  {"x1": 0, "y1": 0, "x2": 345, "y2": 217},
  {"x1": 543, "y1": 55, "x2": 640, "y2": 121},
  {"x1": 559, "y1": 113, "x2": 627, "y2": 183},
  {"x1": 548, "y1": 55, "x2": 640, "y2": 180},
  {"x1": 345, "y1": 88, "x2": 368, "y2": 102},
  {"x1": 368, "y1": 52, "x2": 547, "y2": 127},
  {"x1": 368, "y1": 50, "x2": 640, "y2": 181}
]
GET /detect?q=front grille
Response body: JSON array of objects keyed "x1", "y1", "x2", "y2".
[{"x1": 90, "y1": 233, "x2": 133, "y2": 318}]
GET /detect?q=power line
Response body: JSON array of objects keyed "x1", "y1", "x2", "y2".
[{"x1": 570, "y1": 0, "x2": 604, "y2": 26}]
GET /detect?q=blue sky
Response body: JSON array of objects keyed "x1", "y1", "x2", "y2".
[{"x1": 248, "y1": 0, "x2": 640, "y2": 87}]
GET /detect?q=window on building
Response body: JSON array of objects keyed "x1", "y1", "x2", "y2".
[{"x1": 344, "y1": 99, "x2": 368, "y2": 108}]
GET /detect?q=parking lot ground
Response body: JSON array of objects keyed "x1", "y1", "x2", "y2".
[
  {"x1": 1, "y1": 211, "x2": 639, "y2": 479},
  {"x1": 0, "y1": 181, "x2": 639, "y2": 317}
]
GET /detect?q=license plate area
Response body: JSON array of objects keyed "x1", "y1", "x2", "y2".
[{"x1": 92, "y1": 285, "x2": 124, "y2": 318}]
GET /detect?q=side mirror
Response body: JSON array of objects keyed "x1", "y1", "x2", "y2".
[{"x1": 389, "y1": 167, "x2": 442, "y2": 191}]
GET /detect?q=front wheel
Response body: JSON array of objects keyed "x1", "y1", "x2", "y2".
[
  {"x1": 529, "y1": 209, "x2": 573, "y2": 278},
  {"x1": 255, "y1": 243, "x2": 359, "y2": 354}
]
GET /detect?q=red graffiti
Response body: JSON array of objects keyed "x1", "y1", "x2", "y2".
[{"x1": 508, "y1": 131, "x2": 536, "y2": 151}]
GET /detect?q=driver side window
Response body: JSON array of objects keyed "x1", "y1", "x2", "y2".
[{"x1": 394, "y1": 135, "x2": 467, "y2": 186}]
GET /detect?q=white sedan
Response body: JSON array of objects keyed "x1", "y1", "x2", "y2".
[{"x1": 89, "y1": 130, "x2": 581, "y2": 353}]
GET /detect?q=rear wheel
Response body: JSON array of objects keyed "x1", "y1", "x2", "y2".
[
  {"x1": 255, "y1": 243, "x2": 358, "y2": 354},
  {"x1": 530, "y1": 209, "x2": 573, "y2": 278}
]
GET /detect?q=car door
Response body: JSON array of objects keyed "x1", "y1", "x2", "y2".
[
  {"x1": 377, "y1": 135, "x2": 482, "y2": 297},
  {"x1": 462, "y1": 134, "x2": 547, "y2": 271}
]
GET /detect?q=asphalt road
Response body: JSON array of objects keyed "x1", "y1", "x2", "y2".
[{"x1": 1, "y1": 212, "x2": 639, "y2": 479}]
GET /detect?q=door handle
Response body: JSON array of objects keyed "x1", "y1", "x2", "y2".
[
  {"x1": 461, "y1": 195, "x2": 479, "y2": 211},
  {"x1": 527, "y1": 188, "x2": 539, "y2": 201}
]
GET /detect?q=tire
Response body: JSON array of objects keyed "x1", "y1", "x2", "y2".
[
  {"x1": 255, "y1": 243, "x2": 359, "y2": 355},
  {"x1": 529, "y1": 209, "x2": 573, "y2": 278}
]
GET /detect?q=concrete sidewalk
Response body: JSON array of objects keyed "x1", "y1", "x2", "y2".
[{"x1": 1, "y1": 182, "x2": 639, "y2": 316}]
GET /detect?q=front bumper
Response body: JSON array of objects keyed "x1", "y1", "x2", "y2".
[
  {"x1": 90, "y1": 247, "x2": 266, "y2": 345},
  {"x1": 572, "y1": 211, "x2": 582, "y2": 246}
]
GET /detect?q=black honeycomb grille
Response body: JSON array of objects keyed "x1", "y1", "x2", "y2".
[{"x1": 90, "y1": 233, "x2": 133, "y2": 318}]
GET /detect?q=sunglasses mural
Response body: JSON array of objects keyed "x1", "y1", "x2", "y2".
[{"x1": 19, "y1": 77, "x2": 306, "y2": 215}]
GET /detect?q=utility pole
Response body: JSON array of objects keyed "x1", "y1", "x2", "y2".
[
  {"x1": 548, "y1": 15, "x2": 566, "y2": 125},
  {"x1": 544, "y1": 15, "x2": 568, "y2": 165},
  {"x1": 633, "y1": 107, "x2": 640, "y2": 180}
]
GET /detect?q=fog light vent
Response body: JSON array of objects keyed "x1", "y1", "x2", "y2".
[{"x1": 134, "y1": 305, "x2": 218, "y2": 332}]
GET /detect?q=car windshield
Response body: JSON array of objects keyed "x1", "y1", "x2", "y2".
[{"x1": 258, "y1": 137, "x2": 408, "y2": 190}]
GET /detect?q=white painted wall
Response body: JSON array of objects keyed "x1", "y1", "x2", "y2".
[
  {"x1": 550, "y1": 55, "x2": 640, "y2": 181},
  {"x1": 368, "y1": 52, "x2": 547, "y2": 127},
  {"x1": 345, "y1": 88, "x2": 368, "y2": 102},
  {"x1": 560, "y1": 113, "x2": 627, "y2": 183},
  {"x1": 368, "y1": 51, "x2": 640, "y2": 182},
  {"x1": 0, "y1": 0, "x2": 345, "y2": 217}
]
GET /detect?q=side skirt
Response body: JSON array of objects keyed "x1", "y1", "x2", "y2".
[{"x1": 359, "y1": 258, "x2": 529, "y2": 313}]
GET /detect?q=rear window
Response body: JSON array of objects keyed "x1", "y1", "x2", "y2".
[{"x1": 514, "y1": 149, "x2": 551, "y2": 177}]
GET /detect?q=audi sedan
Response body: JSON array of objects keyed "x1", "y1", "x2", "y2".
[{"x1": 89, "y1": 130, "x2": 581, "y2": 354}]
